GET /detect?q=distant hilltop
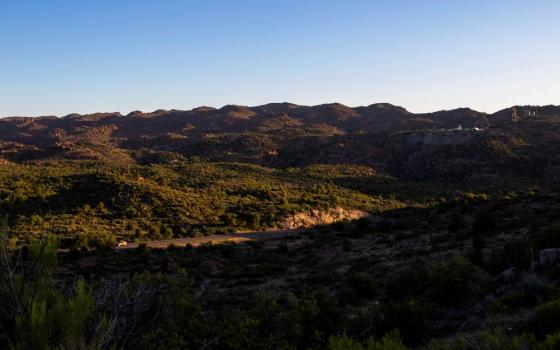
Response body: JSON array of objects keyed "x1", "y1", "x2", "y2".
[{"x1": 1, "y1": 102, "x2": 558, "y2": 140}]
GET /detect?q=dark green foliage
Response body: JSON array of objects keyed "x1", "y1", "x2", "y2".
[
  {"x1": 0, "y1": 235, "x2": 114, "y2": 349},
  {"x1": 133, "y1": 288, "x2": 342, "y2": 350},
  {"x1": 0, "y1": 156, "x2": 558, "y2": 349},
  {"x1": 470, "y1": 233, "x2": 486, "y2": 266},
  {"x1": 448, "y1": 213, "x2": 466, "y2": 233},
  {"x1": 485, "y1": 238, "x2": 532, "y2": 274},
  {"x1": 536, "y1": 224, "x2": 560, "y2": 249},
  {"x1": 426, "y1": 256, "x2": 488, "y2": 306},
  {"x1": 327, "y1": 331, "x2": 408, "y2": 350},
  {"x1": 380, "y1": 301, "x2": 431, "y2": 346},
  {"x1": 386, "y1": 257, "x2": 488, "y2": 307},
  {"x1": 538, "y1": 332, "x2": 560, "y2": 350},
  {"x1": 472, "y1": 213, "x2": 496, "y2": 233},
  {"x1": 0, "y1": 161, "x2": 388, "y2": 246},
  {"x1": 346, "y1": 273, "x2": 381, "y2": 300},
  {"x1": 533, "y1": 300, "x2": 560, "y2": 338},
  {"x1": 132, "y1": 272, "x2": 211, "y2": 350}
]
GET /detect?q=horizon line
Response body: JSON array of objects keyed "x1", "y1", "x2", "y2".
[{"x1": 1, "y1": 102, "x2": 557, "y2": 119}]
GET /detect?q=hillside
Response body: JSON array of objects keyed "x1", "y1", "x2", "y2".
[
  {"x1": 1, "y1": 103, "x2": 559, "y2": 184},
  {"x1": 1, "y1": 103, "x2": 560, "y2": 349}
]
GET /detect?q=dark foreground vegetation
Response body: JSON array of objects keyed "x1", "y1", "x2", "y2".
[{"x1": 2, "y1": 185, "x2": 560, "y2": 349}]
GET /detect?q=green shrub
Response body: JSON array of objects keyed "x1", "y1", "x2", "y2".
[
  {"x1": 534, "y1": 300, "x2": 560, "y2": 337},
  {"x1": 381, "y1": 301, "x2": 431, "y2": 346},
  {"x1": 475, "y1": 329, "x2": 535, "y2": 350},
  {"x1": 472, "y1": 213, "x2": 496, "y2": 233},
  {"x1": 538, "y1": 331, "x2": 560, "y2": 350},
  {"x1": 536, "y1": 224, "x2": 560, "y2": 249},
  {"x1": 327, "y1": 331, "x2": 408, "y2": 350},
  {"x1": 346, "y1": 273, "x2": 380, "y2": 300},
  {"x1": 448, "y1": 213, "x2": 467, "y2": 233},
  {"x1": 427, "y1": 256, "x2": 488, "y2": 306},
  {"x1": 424, "y1": 329, "x2": 535, "y2": 350}
]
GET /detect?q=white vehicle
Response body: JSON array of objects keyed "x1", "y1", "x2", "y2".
[{"x1": 116, "y1": 240, "x2": 128, "y2": 247}]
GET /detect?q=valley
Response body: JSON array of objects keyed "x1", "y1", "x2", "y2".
[{"x1": 0, "y1": 103, "x2": 559, "y2": 349}]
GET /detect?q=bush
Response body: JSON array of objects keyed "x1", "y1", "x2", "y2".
[
  {"x1": 475, "y1": 329, "x2": 535, "y2": 350},
  {"x1": 448, "y1": 213, "x2": 467, "y2": 233},
  {"x1": 534, "y1": 300, "x2": 560, "y2": 337},
  {"x1": 0, "y1": 235, "x2": 116, "y2": 349},
  {"x1": 327, "y1": 331, "x2": 408, "y2": 350},
  {"x1": 381, "y1": 301, "x2": 431, "y2": 346},
  {"x1": 424, "y1": 329, "x2": 535, "y2": 350},
  {"x1": 538, "y1": 331, "x2": 560, "y2": 350},
  {"x1": 472, "y1": 213, "x2": 496, "y2": 233},
  {"x1": 536, "y1": 224, "x2": 560, "y2": 249},
  {"x1": 426, "y1": 256, "x2": 488, "y2": 306},
  {"x1": 486, "y1": 238, "x2": 532, "y2": 273},
  {"x1": 346, "y1": 273, "x2": 380, "y2": 300}
]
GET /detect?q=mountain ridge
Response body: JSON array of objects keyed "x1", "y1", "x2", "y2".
[
  {"x1": 1, "y1": 102, "x2": 559, "y2": 183},
  {"x1": 7, "y1": 102, "x2": 559, "y2": 120}
]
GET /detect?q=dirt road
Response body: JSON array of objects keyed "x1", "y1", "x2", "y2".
[{"x1": 115, "y1": 228, "x2": 304, "y2": 250}]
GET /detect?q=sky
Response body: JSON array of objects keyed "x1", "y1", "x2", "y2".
[{"x1": 1, "y1": 0, "x2": 559, "y2": 117}]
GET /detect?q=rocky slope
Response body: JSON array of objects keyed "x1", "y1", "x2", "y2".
[
  {"x1": 1, "y1": 103, "x2": 559, "y2": 182},
  {"x1": 279, "y1": 207, "x2": 372, "y2": 229}
]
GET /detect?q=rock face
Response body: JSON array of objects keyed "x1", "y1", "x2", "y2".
[
  {"x1": 279, "y1": 207, "x2": 371, "y2": 229},
  {"x1": 539, "y1": 249, "x2": 560, "y2": 266}
]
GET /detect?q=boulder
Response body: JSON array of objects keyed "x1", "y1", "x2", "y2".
[{"x1": 539, "y1": 248, "x2": 560, "y2": 266}]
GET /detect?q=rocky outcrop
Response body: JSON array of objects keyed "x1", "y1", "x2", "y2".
[
  {"x1": 540, "y1": 249, "x2": 560, "y2": 266},
  {"x1": 279, "y1": 207, "x2": 371, "y2": 229}
]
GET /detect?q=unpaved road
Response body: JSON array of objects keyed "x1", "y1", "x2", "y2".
[{"x1": 115, "y1": 228, "x2": 304, "y2": 250}]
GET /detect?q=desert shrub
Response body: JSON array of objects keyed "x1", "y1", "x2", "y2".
[
  {"x1": 355, "y1": 217, "x2": 371, "y2": 230},
  {"x1": 472, "y1": 213, "x2": 496, "y2": 233},
  {"x1": 538, "y1": 331, "x2": 560, "y2": 350},
  {"x1": 215, "y1": 291, "x2": 341, "y2": 350},
  {"x1": 135, "y1": 242, "x2": 149, "y2": 254},
  {"x1": 548, "y1": 263, "x2": 560, "y2": 281},
  {"x1": 535, "y1": 224, "x2": 560, "y2": 249},
  {"x1": 419, "y1": 338, "x2": 467, "y2": 350},
  {"x1": 422, "y1": 329, "x2": 536, "y2": 350},
  {"x1": 346, "y1": 273, "x2": 380, "y2": 300},
  {"x1": 327, "y1": 331, "x2": 407, "y2": 350},
  {"x1": 0, "y1": 235, "x2": 116, "y2": 349},
  {"x1": 485, "y1": 238, "x2": 532, "y2": 273},
  {"x1": 276, "y1": 242, "x2": 289, "y2": 253},
  {"x1": 385, "y1": 265, "x2": 430, "y2": 301},
  {"x1": 332, "y1": 220, "x2": 348, "y2": 231},
  {"x1": 533, "y1": 300, "x2": 560, "y2": 337},
  {"x1": 380, "y1": 301, "x2": 431, "y2": 346},
  {"x1": 474, "y1": 329, "x2": 535, "y2": 350},
  {"x1": 469, "y1": 233, "x2": 486, "y2": 266},
  {"x1": 426, "y1": 256, "x2": 488, "y2": 306},
  {"x1": 130, "y1": 272, "x2": 212, "y2": 350},
  {"x1": 546, "y1": 209, "x2": 560, "y2": 222},
  {"x1": 490, "y1": 289, "x2": 538, "y2": 314},
  {"x1": 448, "y1": 213, "x2": 467, "y2": 233},
  {"x1": 87, "y1": 229, "x2": 116, "y2": 253}
]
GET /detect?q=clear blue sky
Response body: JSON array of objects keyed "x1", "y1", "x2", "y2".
[{"x1": 1, "y1": 0, "x2": 559, "y2": 117}]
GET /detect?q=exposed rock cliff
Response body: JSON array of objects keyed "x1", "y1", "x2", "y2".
[{"x1": 279, "y1": 207, "x2": 371, "y2": 229}]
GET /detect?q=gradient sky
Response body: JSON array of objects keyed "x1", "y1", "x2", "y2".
[{"x1": 1, "y1": 0, "x2": 559, "y2": 117}]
